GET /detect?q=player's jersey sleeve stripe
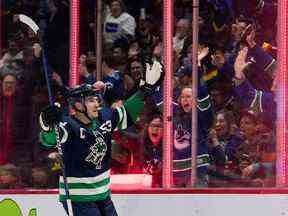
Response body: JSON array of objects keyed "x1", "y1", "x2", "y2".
[
  {"x1": 259, "y1": 91, "x2": 263, "y2": 112},
  {"x1": 264, "y1": 58, "x2": 276, "y2": 72},
  {"x1": 39, "y1": 113, "x2": 51, "y2": 132},
  {"x1": 40, "y1": 121, "x2": 71, "y2": 148},
  {"x1": 249, "y1": 89, "x2": 258, "y2": 109},
  {"x1": 116, "y1": 106, "x2": 128, "y2": 130}
]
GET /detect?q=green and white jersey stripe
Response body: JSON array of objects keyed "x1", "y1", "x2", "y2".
[
  {"x1": 59, "y1": 169, "x2": 111, "y2": 202},
  {"x1": 116, "y1": 106, "x2": 128, "y2": 130},
  {"x1": 173, "y1": 154, "x2": 210, "y2": 172}
]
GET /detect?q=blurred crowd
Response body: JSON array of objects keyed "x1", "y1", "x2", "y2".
[{"x1": 0, "y1": 0, "x2": 277, "y2": 189}]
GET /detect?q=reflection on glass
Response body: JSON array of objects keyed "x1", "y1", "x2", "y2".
[
  {"x1": 171, "y1": 0, "x2": 277, "y2": 188},
  {"x1": 0, "y1": 0, "x2": 278, "y2": 190}
]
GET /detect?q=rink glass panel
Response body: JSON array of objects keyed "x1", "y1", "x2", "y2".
[{"x1": 0, "y1": 0, "x2": 281, "y2": 190}]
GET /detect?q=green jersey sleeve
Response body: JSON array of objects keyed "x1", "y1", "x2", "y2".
[{"x1": 115, "y1": 91, "x2": 145, "y2": 130}]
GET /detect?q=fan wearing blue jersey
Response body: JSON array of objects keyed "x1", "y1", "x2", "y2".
[{"x1": 39, "y1": 60, "x2": 163, "y2": 216}]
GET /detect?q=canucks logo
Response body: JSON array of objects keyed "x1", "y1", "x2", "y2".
[
  {"x1": 174, "y1": 124, "x2": 191, "y2": 150},
  {"x1": 85, "y1": 121, "x2": 111, "y2": 169},
  {"x1": 85, "y1": 136, "x2": 107, "y2": 169}
]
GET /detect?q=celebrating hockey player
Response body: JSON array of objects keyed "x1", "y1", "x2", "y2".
[{"x1": 39, "y1": 60, "x2": 163, "y2": 216}]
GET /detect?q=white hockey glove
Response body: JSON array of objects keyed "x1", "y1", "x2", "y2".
[{"x1": 141, "y1": 60, "x2": 164, "y2": 95}]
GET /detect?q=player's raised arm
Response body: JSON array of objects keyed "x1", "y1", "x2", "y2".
[{"x1": 114, "y1": 60, "x2": 164, "y2": 130}]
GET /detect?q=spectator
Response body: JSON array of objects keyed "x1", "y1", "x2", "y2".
[
  {"x1": 0, "y1": 73, "x2": 18, "y2": 164},
  {"x1": 230, "y1": 17, "x2": 276, "y2": 91},
  {"x1": 209, "y1": 82, "x2": 237, "y2": 113},
  {"x1": 173, "y1": 18, "x2": 191, "y2": 57},
  {"x1": 0, "y1": 164, "x2": 22, "y2": 189},
  {"x1": 102, "y1": 55, "x2": 125, "y2": 104},
  {"x1": 31, "y1": 166, "x2": 52, "y2": 188},
  {"x1": 173, "y1": 84, "x2": 213, "y2": 187},
  {"x1": 238, "y1": 0, "x2": 277, "y2": 44},
  {"x1": 112, "y1": 43, "x2": 129, "y2": 72},
  {"x1": 0, "y1": 69, "x2": 36, "y2": 166},
  {"x1": 175, "y1": 65, "x2": 192, "y2": 89},
  {"x1": 103, "y1": 0, "x2": 136, "y2": 46},
  {"x1": 210, "y1": 110, "x2": 243, "y2": 163},
  {"x1": 80, "y1": 54, "x2": 126, "y2": 105},
  {"x1": 0, "y1": 40, "x2": 22, "y2": 69},
  {"x1": 208, "y1": 109, "x2": 244, "y2": 187},
  {"x1": 151, "y1": 40, "x2": 162, "y2": 62},
  {"x1": 135, "y1": 14, "x2": 160, "y2": 56},
  {"x1": 142, "y1": 114, "x2": 163, "y2": 187},
  {"x1": 127, "y1": 39, "x2": 141, "y2": 60},
  {"x1": 233, "y1": 47, "x2": 276, "y2": 122},
  {"x1": 124, "y1": 59, "x2": 144, "y2": 98},
  {"x1": 230, "y1": 47, "x2": 276, "y2": 186},
  {"x1": 234, "y1": 111, "x2": 276, "y2": 186}
]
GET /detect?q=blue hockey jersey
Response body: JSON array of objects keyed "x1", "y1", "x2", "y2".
[
  {"x1": 173, "y1": 87, "x2": 214, "y2": 177},
  {"x1": 40, "y1": 92, "x2": 145, "y2": 202}
]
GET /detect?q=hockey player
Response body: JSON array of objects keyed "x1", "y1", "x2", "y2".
[{"x1": 39, "y1": 60, "x2": 163, "y2": 216}]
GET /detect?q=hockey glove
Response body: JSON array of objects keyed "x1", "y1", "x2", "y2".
[
  {"x1": 39, "y1": 104, "x2": 62, "y2": 131},
  {"x1": 141, "y1": 60, "x2": 164, "y2": 95}
]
